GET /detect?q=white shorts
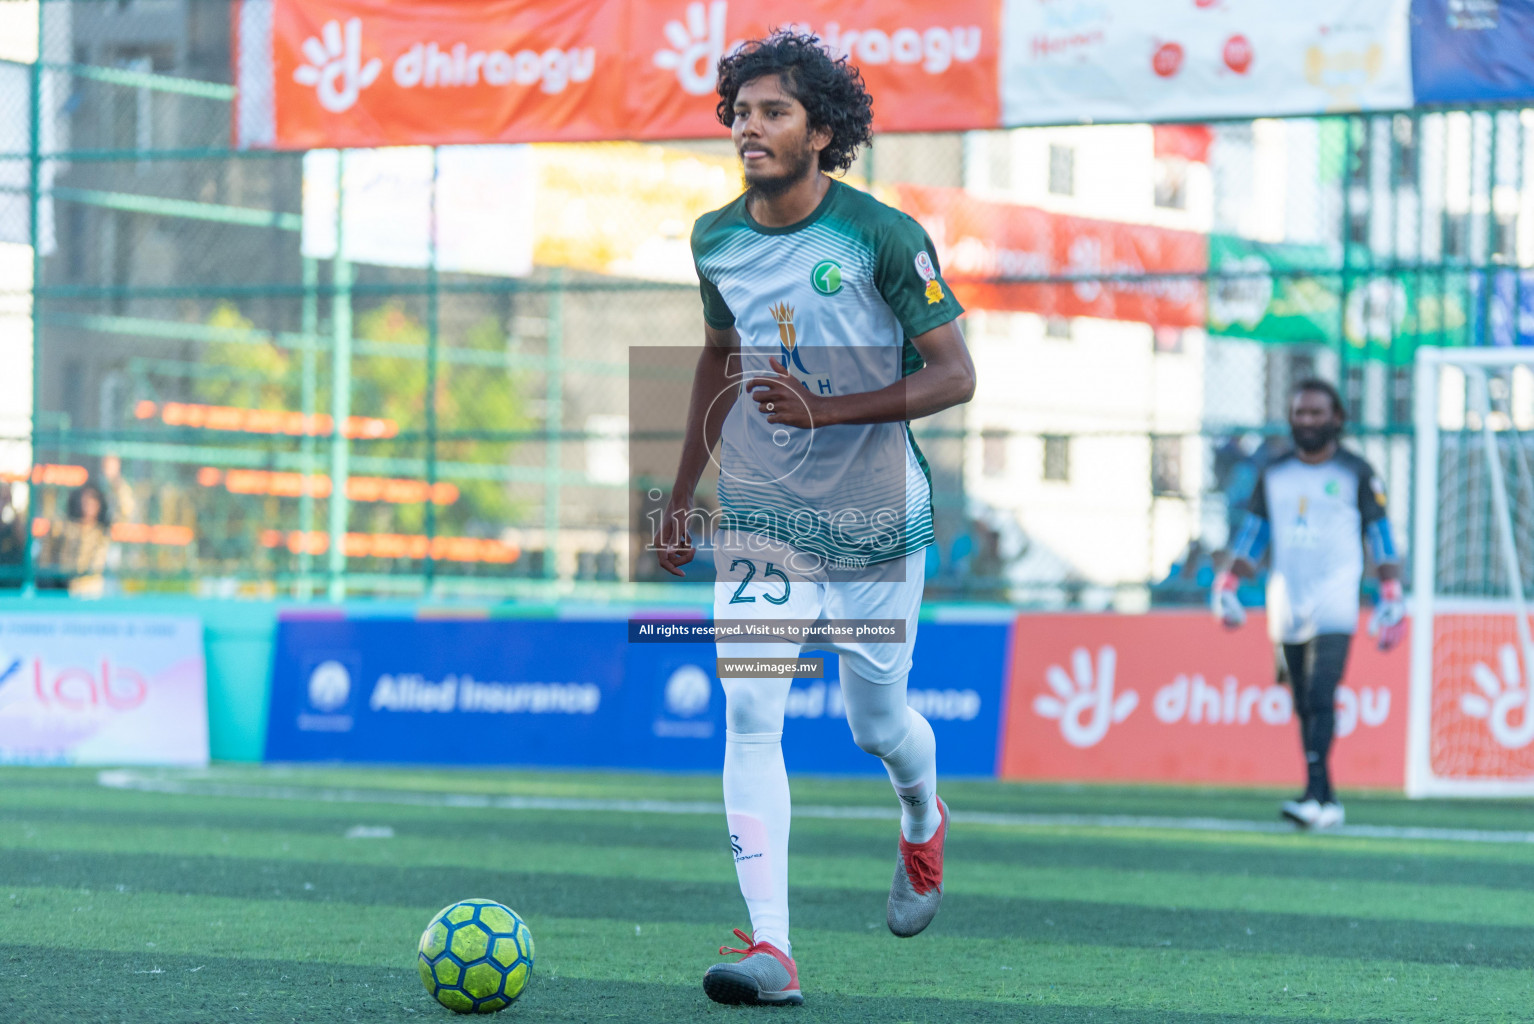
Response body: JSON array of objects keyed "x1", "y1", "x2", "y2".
[
  {"x1": 712, "y1": 530, "x2": 925, "y2": 685},
  {"x1": 1266, "y1": 570, "x2": 1361, "y2": 644}
]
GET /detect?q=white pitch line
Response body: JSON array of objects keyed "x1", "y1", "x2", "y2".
[{"x1": 95, "y1": 770, "x2": 1534, "y2": 845}]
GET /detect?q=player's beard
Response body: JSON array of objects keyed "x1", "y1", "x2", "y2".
[
  {"x1": 1291, "y1": 422, "x2": 1340, "y2": 453},
  {"x1": 743, "y1": 138, "x2": 818, "y2": 201}
]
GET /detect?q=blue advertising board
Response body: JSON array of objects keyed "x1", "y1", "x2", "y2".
[
  {"x1": 265, "y1": 614, "x2": 1010, "y2": 776},
  {"x1": 1412, "y1": 0, "x2": 1534, "y2": 103}
]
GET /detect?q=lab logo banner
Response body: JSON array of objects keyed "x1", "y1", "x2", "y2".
[{"x1": 0, "y1": 615, "x2": 208, "y2": 766}]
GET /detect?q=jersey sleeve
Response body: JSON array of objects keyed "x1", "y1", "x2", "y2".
[
  {"x1": 695, "y1": 266, "x2": 735, "y2": 330},
  {"x1": 873, "y1": 216, "x2": 965, "y2": 339},
  {"x1": 1357, "y1": 462, "x2": 1388, "y2": 526},
  {"x1": 690, "y1": 216, "x2": 736, "y2": 330},
  {"x1": 1245, "y1": 469, "x2": 1270, "y2": 520}
]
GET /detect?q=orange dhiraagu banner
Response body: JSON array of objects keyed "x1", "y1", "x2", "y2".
[
  {"x1": 1001, "y1": 612, "x2": 1409, "y2": 789},
  {"x1": 257, "y1": 0, "x2": 627, "y2": 148},
  {"x1": 1427, "y1": 613, "x2": 1534, "y2": 783},
  {"x1": 892, "y1": 184, "x2": 1209, "y2": 327},
  {"x1": 626, "y1": 0, "x2": 1001, "y2": 140},
  {"x1": 236, "y1": 0, "x2": 1001, "y2": 148}
]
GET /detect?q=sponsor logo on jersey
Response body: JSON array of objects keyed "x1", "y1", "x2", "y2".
[
  {"x1": 1371, "y1": 476, "x2": 1387, "y2": 506},
  {"x1": 914, "y1": 251, "x2": 936, "y2": 282},
  {"x1": 1288, "y1": 495, "x2": 1318, "y2": 548},
  {"x1": 768, "y1": 301, "x2": 810, "y2": 373},
  {"x1": 924, "y1": 279, "x2": 945, "y2": 305},
  {"x1": 811, "y1": 259, "x2": 843, "y2": 296},
  {"x1": 1324, "y1": 479, "x2": 1341, "y2": 497}
]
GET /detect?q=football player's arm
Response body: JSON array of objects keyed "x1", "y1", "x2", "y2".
[
  {"x1": 1226, "y1": 513, "x2": 1270, "y2": 579},
  {"x1": 658, "y1": 322, "x2": 739, "y2": 577},
  {"x1": 745, "y1": 319, "x2": 974, "y2": 428},
  {"x1": 1363, "y1": 473, "x2": 1405, "y2": 648},
  {"x1": 1212, "y1": 469, "x2": 1270, "y2": 627}
]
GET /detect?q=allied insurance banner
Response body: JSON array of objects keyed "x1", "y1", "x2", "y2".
[
  {"x1": 0, "y1": 615, "x2": 208, "y2": 765},
  {"x1": 1001, "y1": 611, "x2": 1409, "y2": 788},
  {"x1": 233, "y1": 0, "x2": 1413, "y2": 149},
  {"x1": 264, "y1": 614, "x2": 1010, "y2": 775}
]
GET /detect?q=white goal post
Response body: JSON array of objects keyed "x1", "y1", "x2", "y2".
[{"x1": 1409, "y1": 346, "x2": 1534, "y2": 797}]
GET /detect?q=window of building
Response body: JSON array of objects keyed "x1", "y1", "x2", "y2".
[
  {"x1": 1347, "y1": 207, "x2": 1370, "y2": 246},
  {"x1": 1045, "y1": 316, "x2": 1073, "y2": 340},
  {"x1": 1152, "y1": 435, "x2": 1183, "y2": 496},
  {"x1": 1347, "y1": 120, "x2": 1371, "y2": 186},
  {"x1": 1048, "y1": 144, "x2": 1074, "y2": 196},
  {"x1": 1344, "y1": 364, "x2": 1365, "y2": 425},
  {"x1": 1391, "y1": 115, "x2": 1418, "y2": 187},
  {"x1": 1391, "y1": 366, "x2": 1413, "y2": 426},
  {"x1": 982, "y1": 430, "x2": 1007, "y2": 478},
  {"x1": 1444, "y1": 212, "x2": 1471, "y2": 260},
  {"x1": 1153, "y1": 158, "x2": 1187, "y2": 209},
  {"x1": 988, "y1": 133, "x2": 1013, "y2": 191},
  {"x1": 1043, "y1": 435, "x2": 1071, "y2": 482},
  {"x1": 1493, "y1": 213, "x2": 1517, "y2": 262}
]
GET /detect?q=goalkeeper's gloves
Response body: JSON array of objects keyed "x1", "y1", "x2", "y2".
[
  {"x1": 1211, "y1": 570, "x2": 1245, "y2": 629},
  {"x1": 1369, "y1": 578, "x2": 1406, "y2": 651}
]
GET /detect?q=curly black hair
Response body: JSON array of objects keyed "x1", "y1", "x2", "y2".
[{"x1": 715, "y1": 31, "x2": 874, "y2": 174}]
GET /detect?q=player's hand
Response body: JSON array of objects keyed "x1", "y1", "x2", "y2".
[
  {"x1": 1211, "y1": 570, "x2": 1245, "y2": 629},
  {"x1": 1369, "y1": 578, "x2": 1406, "y2": 651},
  {"x1": 746, "y1": 358, "x2": 824, "y2": 429},
  {"x1": 655, "y1": 492, "x2": 695, "y2": 578}
]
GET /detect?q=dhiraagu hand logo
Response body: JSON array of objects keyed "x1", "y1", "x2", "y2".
[{"x1": 811, "y1": 260, "x2": 842, "y2": 296}]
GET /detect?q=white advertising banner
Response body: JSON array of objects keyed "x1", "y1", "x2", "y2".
[
  {"x1": 0, "y1": 615, "x2": 208, "y2": 765},
  {"x1": 301, "y1": 145, "x2": 534, "y2": 277},
  {"x1": 1000, "y1": 0, "x2": 1413, "y2": 125}
]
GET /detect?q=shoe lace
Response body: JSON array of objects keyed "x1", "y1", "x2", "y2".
[
  {"x1": 718, "y1": 928, "x2": 762, "y2": 957},
  {"x1": 900, "y1": 834, "x2": 943, "y2": 895}
]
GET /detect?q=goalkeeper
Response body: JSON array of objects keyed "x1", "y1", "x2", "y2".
[{"x1": 1210, "y1": 379, "x2": 1403, "y2": 829}]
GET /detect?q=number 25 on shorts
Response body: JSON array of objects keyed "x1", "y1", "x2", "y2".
[{"x1": 728, "y1": 559, "x2": 790, "y2": 605}]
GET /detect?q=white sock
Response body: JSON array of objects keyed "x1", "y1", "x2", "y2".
[
  {"x1": 839, "y1": 662, "x2": 941, "y2": 844},
  {"x1": 722, "y1": 728, "x2": 791, "y2": 956},
  {"x1": 882, "y1": 709, "x2": 940, "y2": 843}
]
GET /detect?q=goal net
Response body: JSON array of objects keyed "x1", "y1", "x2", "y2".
[{"x1": 1409, "y1": 348, "x2": 1534, "y2": 796}]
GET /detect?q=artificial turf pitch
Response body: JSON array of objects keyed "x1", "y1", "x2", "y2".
[{"x1": 1, "y1": 766, "x2": 1531, "y2": 1023}]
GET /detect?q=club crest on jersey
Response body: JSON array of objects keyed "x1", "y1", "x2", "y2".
[
  {"x1": 811, "y1": 259, "x2": 842, "y2": 296},
  {"x1": 914, "y1": 251, "x2": 944, "y2": 304},
  {"x1": 768, "y1": 301, "x2": 809, "y2": 373}
]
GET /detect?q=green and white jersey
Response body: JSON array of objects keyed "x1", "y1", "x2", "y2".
[{"x1": 691, "y1": 180, "x2": 964, "y2": 568}]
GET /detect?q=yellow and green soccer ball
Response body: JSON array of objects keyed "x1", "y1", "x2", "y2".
[{"x1": 417, "y1": 898, "x2": 535, "y2": 1014}]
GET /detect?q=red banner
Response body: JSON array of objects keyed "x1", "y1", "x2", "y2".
[
  {"x1": 1427, "y1": 613, "x2": 1534, "y2": 783},
  {"x1": 892, "y1": 184, "x2": 1208, "y2": 326},
  {"x1": 1000, "y1": 612, "x2": 1409, "y2": 789},
  {"x1": 236, "y1": 0, "x2": 1001, "y2": 149}
]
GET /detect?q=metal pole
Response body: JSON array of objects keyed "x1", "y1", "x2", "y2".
[
  {"x1": 424, "y1": 146, "x2": 440, "y2": 595},
  {"x1": 544, "y1": 268, "x2": 564, "y2": 580},
  {"x1": 298, "y1": 255, "x2": 318, "y2": 599},
  {"x1": 1337, "y1": 116, "x2": 1356, "y2": 407},
  {"x1": 327, "y1": 151, "x2": 353, "y2": 602},
  {"x1": 21, "y1": 3, "x2": 43, "y2": 596}
]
